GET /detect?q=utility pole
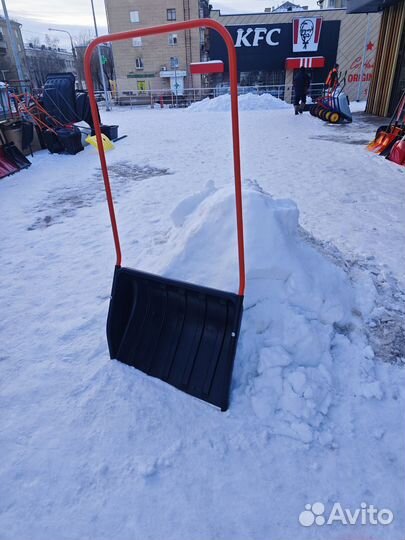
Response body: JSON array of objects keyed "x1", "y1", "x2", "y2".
[
  {"x1": 90, "y1": 0, "x2": 111, "y2": 111},
  {"x1": 171, "y1": 56, "x2": 179, "y2": 107},
  {"x1": 1, "y1": 0, "x2": 27, "y2": 88}
]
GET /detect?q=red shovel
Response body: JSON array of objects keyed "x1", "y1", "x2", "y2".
[{"x1": 388, "y1": 135, "x2": 405, "y2": 166}]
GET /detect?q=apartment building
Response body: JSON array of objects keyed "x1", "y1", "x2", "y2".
[
  {"x1": 0, "y1": 17, "x2": 29, "y2": 83},
  {"x1": 105, "y1": 0, "x2": 210, "y2": 97},
  {"x1": 25, "y1": 44, "x2": 76, "y2": 88}
]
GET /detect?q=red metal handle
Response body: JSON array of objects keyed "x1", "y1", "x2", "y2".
[{"x1": 84, "y1": 18, "x2": 245, "y2": 296}]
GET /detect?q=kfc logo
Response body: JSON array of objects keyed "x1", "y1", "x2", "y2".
[
  {"x1": 235, "y1": 27, "x2": 281, "y2": 47},
  {"x1": 293, "y1": 17, "x2": 323, "y2": 52}
]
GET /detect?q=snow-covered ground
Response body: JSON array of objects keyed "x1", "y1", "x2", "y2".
[{"x1": 1, "y1": 99, "x2": 404, "y2": 540}]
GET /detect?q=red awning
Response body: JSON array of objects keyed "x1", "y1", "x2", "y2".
[
  {"x1": 285, "y1": 56, "x2": 326, "y2": 69},
  {"x1": 190, "y1": 61, "x2": 224, "y2": 75}
]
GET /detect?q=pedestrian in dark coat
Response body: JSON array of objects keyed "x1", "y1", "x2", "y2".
[{"x1": 293, "y1": 67, "x2": 311, "y2": 115}]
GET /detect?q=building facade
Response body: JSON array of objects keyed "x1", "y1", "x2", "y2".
[
  {"x1": 104, "y1": 0, "x2": 210, "y2": 97},
  {"x1": 0, "y1": 17, "x2": 29, "y2": 84},
  {"x1": 265, "y1": 2, "x2": 309, "y2": 12},
  {"x1": 209, "y1": 7, "x2": 380, "y2": 102},
  {"x1": 347, "y1": 0, "x2": 405, "y2": 116},
  {"x1": 25, "y1": 44, "x2": 76, "y2": 88},
  {"x1": 322, "y1": 0, "x2": 348, "y2": 9}
]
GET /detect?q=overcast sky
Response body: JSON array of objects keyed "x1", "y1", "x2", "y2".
[{"x1": 5, "y1": 0, "x2": 319, "y2": 48}]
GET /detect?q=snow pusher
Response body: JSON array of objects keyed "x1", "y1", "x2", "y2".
[
  {"x1": 310, "y1": 76, "x2": 352, "y2": 124},
  {"x1": 367, "y1": 91, "x2": 405, "y2": 155},
  {"x1": 85, "y1": 133, "x2": 115, "y2": 152},
  {"x1": 388, "y1": 134, "x2": 405, "y2": 166},
  {"x1": 84, "y1": 20, "x2": 245, "y2": 412}
]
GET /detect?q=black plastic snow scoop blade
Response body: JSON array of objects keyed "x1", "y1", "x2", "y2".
[
  {"x1": 107, "y1": 267, "x2": 244, "y2": 411},
  {"x1": 3, "y1": 143, "x2": 31, "y2": 170}
]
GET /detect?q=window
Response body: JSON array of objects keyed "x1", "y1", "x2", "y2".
[
  {"x1": 130, "y1": 10, "x2": 140, "y2": 22},
  {"x1": 0, "y1": 31, "x2": 3, "y2": 41},
  {"x1": 132, "y1": 37, "x2": 142, "y2": 47},
  {"x1": 168, "y1": 34, "x2": 178, "y2": 46},
  {"x1": 135, "y1": 57, "x2": 144, "y2": 70},
  {"x1": 167, "y1": 8, "x2": 176, "y2": 21}
]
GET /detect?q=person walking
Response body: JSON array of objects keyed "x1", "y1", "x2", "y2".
[
  {"x1": 293, "y1": 67, "x2": 310, "y2": 115},
  {"x1": 326, "y1": 63, "x2": 339, "y2": 91}
]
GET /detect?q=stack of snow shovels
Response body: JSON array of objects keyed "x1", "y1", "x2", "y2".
[
  {"x1": 0, "y1": 126, "x2": 31, "y2": 179},
  {"x1": 84, "y1": 18, "x2": 246, "y2": 412},
  {"x1": 367, "y1": 91, "x2": 405, "y2": 164},
  {"x1": 310, "y1": 75, "x2": 352, "y2": 124},
  {"x1": 11, "y1": 74, "x2": 103, "y2": 157}
]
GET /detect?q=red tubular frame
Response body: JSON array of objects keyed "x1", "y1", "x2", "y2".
[{"x1": 84, "y1": 18, "x2": 245, "y2": 296}]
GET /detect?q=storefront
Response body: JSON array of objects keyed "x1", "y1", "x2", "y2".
[
  {"x1": 347, "y1": 0, "x2": 405, "y2": 116},
  {"x1": 209, "y1": 8, "x2": 381, "y2": 102}
]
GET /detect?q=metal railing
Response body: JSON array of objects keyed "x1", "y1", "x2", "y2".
[
  {"x1": 0, "y1": 82, "x2": 327, "y2": 121},
  {"x1": 291, "y1": 83, "x2": 325, "y2": 103},
  {"x1": 107, "y1": 82, "x2": 325, "y2": 109}
]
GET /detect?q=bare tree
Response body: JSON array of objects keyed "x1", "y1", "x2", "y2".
[
  {"x1": 74, "y1": 32, "x2": 114, "y2": 90},
  {"x1": 44, "y1": 34, "x2": 60, "y2": 49}
]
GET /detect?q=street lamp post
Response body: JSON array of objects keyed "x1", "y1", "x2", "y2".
[
  {"x1": 48, "y1": 28, "x2": 82, "y2": 89},
  {"x1": 90, "y1": 0, "x2": 111, "y2": 111}
]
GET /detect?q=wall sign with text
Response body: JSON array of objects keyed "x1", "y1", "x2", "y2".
[{"x1": 209, "y1": 20, "x2": 340, "y2": 74}]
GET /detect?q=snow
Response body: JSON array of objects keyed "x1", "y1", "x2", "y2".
[
  {"x1": 190, "y1": 60, "x2": 224, "y2": 65},
  {"x1": 187, "y1": 91, "x2": 292, "y2": 112},
  {"x1": 350, "y1": 100, "x2": 367, "y2": 113},
  {"x1": 0, "y1": 104, "x2": 404, "y2": 540}
]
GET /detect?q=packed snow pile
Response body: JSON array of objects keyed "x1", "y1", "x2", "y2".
[
  {"x1": 145, "y1": 182, "x2": 367, "y2": 443},
  {"x1": 187, "y1": 92, "x2": 291, "y2": 112}
]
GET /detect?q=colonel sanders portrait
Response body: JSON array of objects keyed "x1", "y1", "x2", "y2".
[{"x1": 300, "y1": 19, "x2": 314, "y2": 49}]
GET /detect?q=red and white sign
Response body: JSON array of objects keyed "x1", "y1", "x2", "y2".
[
  {"x1": 190, "y1": 61, "x2": 224, "y2": 75},
  {"x1": 285, "y1": 56, "x2": 325, "y2": 69},
  {"x1": 293, "y1": 17, "x2": 322, "y2": 53}
]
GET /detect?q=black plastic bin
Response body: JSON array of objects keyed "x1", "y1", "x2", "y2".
[
  {"x1": 101, "y1": 124, "x2": 118, "y2": 140},
  {"x1": 55, "y1": 127, "x2": 84, "y2": 155},
  {"x1": 43, "y1": 129, "x2": 64, "y2": 154}
]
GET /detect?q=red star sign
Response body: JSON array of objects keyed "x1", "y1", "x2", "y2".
[{"x1": 367, "y1": 41, "x2": 374, "y2": 51}]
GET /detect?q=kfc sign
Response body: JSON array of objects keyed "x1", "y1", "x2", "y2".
[
  {"x1": 209, "y1": 20, "x2": 339, "y2": 74},
  {"x1": 293, "y1": 17, "x2": 323, "y2": 52},
  {"x1": 235, "y1": 27, "x2": 281, "y2": 47}
]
